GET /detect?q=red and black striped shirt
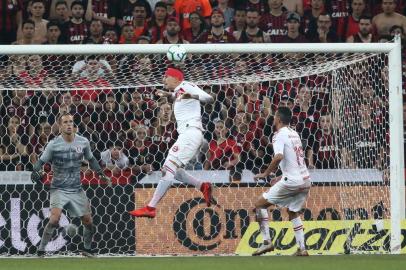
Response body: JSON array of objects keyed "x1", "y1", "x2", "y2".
[
  {"x1": 0, "y1": 0, "x2": 23, "y2": 32},
  {"x1": 63, "y1": 20, "x2": 89, "y2": 44},
  {"x1": 244, "y1": 0, "x2": 268, "y2": 15},
  {"x1": 259, "y1": 12, "x2": 287, "y2": 43},
  {"x1": 92, "y1": 0, "x2": 117, "y2": 24}
]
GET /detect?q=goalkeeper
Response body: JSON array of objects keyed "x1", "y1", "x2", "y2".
[{"x1": 31, "y1": 113, "x2": 111, "y2": 257}]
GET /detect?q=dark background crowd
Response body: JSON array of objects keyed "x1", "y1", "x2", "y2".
[{"x1": 0, "y1": 0, "x2": 404, "y2": 183}]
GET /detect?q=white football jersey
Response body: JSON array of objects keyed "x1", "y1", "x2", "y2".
[
  {"x1": 272, "y1": 126, "x2": 310, "y2": 185},
  {"x1": 172, "y1": 81, "x2": 212, "y2": 134}
]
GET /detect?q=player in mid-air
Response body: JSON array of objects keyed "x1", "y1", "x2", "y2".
[
  {"x1": 252, "y1": 107, "x2": 310, "y2": 256},
  {"x1": 31, "y1": 113, "x2": 111, "y2": 257},
  {"x1": 129, "y1": 67, "x2": 216, "y2": 218}
]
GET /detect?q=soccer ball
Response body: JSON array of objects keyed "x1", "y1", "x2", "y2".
[
  {"x1": 63, "y1": 223, "x2": 78, "y2": 238},
  {"x1": 166, "y1": 44, "x2": 187, "y2": 63}
]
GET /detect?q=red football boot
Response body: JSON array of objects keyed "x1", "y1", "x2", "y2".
[
  {"x1": 128, "y1": 206, "x2": 156, "y2": 218},
  {"x1": 200, "y1": 182, "x2": 218, "y2": 207}
]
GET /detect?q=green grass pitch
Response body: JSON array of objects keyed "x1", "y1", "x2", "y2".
[{"x1": 0, "y1": 255, "x2": 404, "y2": 270}]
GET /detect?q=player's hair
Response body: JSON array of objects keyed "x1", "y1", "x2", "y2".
[
  {"x1": 22, "y1": 19, "x2": 35, "y2": 29},
  {"x1": 58, "y1": 112, "x2": 73, "y2": 124},
  {"x1": 277, "y1": 107, "x2": 292, "y2": 125}
]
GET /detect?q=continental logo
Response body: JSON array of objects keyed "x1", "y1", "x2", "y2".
[
  {"x1": 235, "y1": 220, "x2": 406, "y2": 255},
  {"x1": 134, "y1": 186, "x2": 394, "y2": 255}
]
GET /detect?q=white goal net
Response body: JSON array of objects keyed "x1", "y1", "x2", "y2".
[{"x1": 0, "y1": 43, "x2": 403, "y2": 256}]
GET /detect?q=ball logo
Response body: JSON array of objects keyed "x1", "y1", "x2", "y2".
[
  {"x1": 75, "y1": 146, "x2": 83, "y2": 153},
  {"x1": 172, "y1": 145, "x2": 179, "y2": 152}
]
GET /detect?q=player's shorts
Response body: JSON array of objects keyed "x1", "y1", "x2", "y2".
[
  {"x1": 262, "y1": 178, "x2": 311, "y2": 212},
  {"x1": 50, "y1": 189, "x2": 91, "y2": 217},
  {"x1": 167, "y1": 127, "x2": 203, "y2": 166}
]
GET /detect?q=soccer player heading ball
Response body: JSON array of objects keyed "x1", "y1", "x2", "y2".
[
  {"x1": 129, "y1": 67, "x2": 217, "y2": 218},
  {"x1": 252, "y1": 107, "x2": 310, "y2": 256}
]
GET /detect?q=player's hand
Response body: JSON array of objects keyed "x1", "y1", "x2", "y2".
[
  {"x1": 155, "y1": 90, "x2": 170, "y2": 98},
  {"x1": 99, "y1": 173, "x2": 112, "y2": 187},
  {"x1": 253, "y1": 172, "x2": 268, "y2": 181},
  {"x1": 31, "y1": 170, "x2": 44, "y2": 184}
]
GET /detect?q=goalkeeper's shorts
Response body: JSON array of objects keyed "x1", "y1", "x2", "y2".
[{"x1": 50, "y1": 189, "x2": 91, "y2": 217}]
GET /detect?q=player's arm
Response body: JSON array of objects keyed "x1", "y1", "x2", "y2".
[
  {"x1": 181, "y1": 84, "x2": 214, "y2": 104},
  {"x1": 254, "y1": 134, "x2": 284, "y2": 180},
  {"x1": 31, "y1": 140, "x2": 54, "y2": 184},
  {"x1": 84, "y1": 141, "x2": 112, "y2": 186}
]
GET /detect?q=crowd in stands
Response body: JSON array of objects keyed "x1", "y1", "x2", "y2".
[{"x1": 0, "y1": 0, "x2": 403, "y2": 183}]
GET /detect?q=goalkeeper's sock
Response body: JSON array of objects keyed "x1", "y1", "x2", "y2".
[
  {"x1": 83, "y1": 224, "x2": 96, "y2": 250},
  {"x1": 38, "y1": 222, "x2": 58, "y2": 251},
  {"x1": 175, "y1": 168, "x2": 202, "y2": 189},
  {"x1": 291, "y1": 217, "x2": 305, "y2": 250},
  {"x1": 255, "y1": 208, "x2": 271, "y2": 243}
]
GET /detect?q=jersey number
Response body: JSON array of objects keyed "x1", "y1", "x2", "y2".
[{"x1": 294, "y1": 146, "x2": 305, "y2": 166}]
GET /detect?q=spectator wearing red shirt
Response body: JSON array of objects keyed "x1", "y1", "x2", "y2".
[
  {"x1": 292, "y1": 86, "x2": 319, "y2": 141},
  {"x1": 124, "y1": 91, "x2": 154, "y2": 128},
  {"x1": 118, "y1": 2, "x2": 149, "y2": 43},
  {"x1": 156, "y1": 16, "x2": 189, "y2": 44},
  {"x1": 19, "y1": 54, "x2": 48, "y2": 90},
  {"x1": 346, "y1": 15, "x2": 374, "y2": 42},
  {"x1": 83, "y1": 19, "x2": 111, "y2": 44},
  {"x1": 72, "y1": 55, "x2": 112, "y2": 106},
  {"x1": 234, "y1": 9, "x2": 269, "y2": 42},
  {"x1": 6, "y1": 90, "x2": 34, "y2": 139},
  {"x1": 243, "y1": 0, "x2": 268, "y2": 15},
  {"x1": 200, "y1": 9, "x2": 236, "y2": 43},
  {"x1": 105, "y1": 27, "x2": 119, "y2": 43},
  {"x1": 117, "y1": 0, "x2": 152, "y2": 27},
  {"x1": 259, "y1": 0, "x2": 288, "y2": 43},
  {"x1": 30, "y1": 122, "x2": 54, "y2": 171},
  {"x1": 0, "y1": 116, "x2": 29, "y2": 171},
  {"x1": 126, "y1": 124, "x2": 154, "y2": 177},
  {"x1": 302, "y1": 0, "x2": 324, "y2": 37},
  {"x1": 148, "y1": 1, "x2": 168, "y2": 43},
  {"x1": 307, "y1": 13, "x2": 339, "y2": 42},
  {"x1": 337, "y1": 0, "x2": 366, "y2": 41},
  {"x1": 325, "y1": 0, "x2": 350, "y2": 21},
  {"x1": 61, "y1": 1, "x2": 91, "y2": 44},
  {"x1": 164, "y1": 0, "x2": 176, "y2": 17},
  {"x1": 226, "y1": 8, "x2": 246, "y2": 34},
  {"x1": 204, "y1": 120, "x2": 241, "y2": 182},
  {"x1": 0, "y1": 0, "x2": 23, "y2": 44},
  {"x1": 183, "y1": 11, "x2": 208, "y2": 43},
  {"x1": 150, "y1": 103, "x2": 178, "y2": 168},
  {"x1": 53, "y1": 0, "x2": 70, "y2": 25},
  {"x1": 308, "y1": 114, "x2": 340, "y2": 169},
  {"x1": 119, "y1": 23, "x2": 137, "y2": 43},
  {"x1": 280, "y1": 12, "x2": 309, "y2": 42},
  {"x1": 89, "y1": 0, "x2": 117, "y2": 28},
  {"x1": 174, "y1": 0, "x2": 212, "y2": 30}
]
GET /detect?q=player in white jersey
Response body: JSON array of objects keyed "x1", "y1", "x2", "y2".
[
  {"x1": 129, "y1": 67, "x2": 217, "y2": 218},
  {"x1": 252, "y1": 107, "x2": 311, "y2": 256}
]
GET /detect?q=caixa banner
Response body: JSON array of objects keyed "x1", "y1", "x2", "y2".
[
  {"x1": 0, "y1": 185, "x2": 135, "y2": 255},
  {"x1": 134, "y1": 185, "x2": 405, "y2": 255}
]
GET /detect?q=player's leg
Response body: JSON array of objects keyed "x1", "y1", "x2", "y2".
[
  {"x1": 67, "y1": 190, "x2": 95, "y2": 256},
  {"x1": 171, "y1": 129, "x2": 216, "y2": 206},
  {"x1": 252, "y1": 196, "x2": 274, "y2": 256},
  {"x1": 288, "y1": 210, "x2": 308, "y2": 256},
  {"x1": 81, "y1": 214, "x2": 96, "y2": 257},
  {"x1": 128, "y1": 158, "x2": 177, "y2": 217},
  {"x1": 37, "y1": 207, "x2": 63, "y2": 256}
]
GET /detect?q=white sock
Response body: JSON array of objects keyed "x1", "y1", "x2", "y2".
[
  {"x1": 291, "y1": 217, "x2": 305, "y2": 250},
  {"x1": 255, "y1": 208, "x2": 271, "y2": 243},
  {"x1": 175, "y1": 168, "x2": 203, "y2": 189},
  {"x1": 148, "y1": 163, "x2": 176, "y2": 208}
]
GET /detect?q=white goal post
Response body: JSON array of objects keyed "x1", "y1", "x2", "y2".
[{"x1": 0, "y1": 39, "x2": 403, "y2": 255}]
